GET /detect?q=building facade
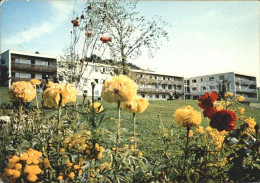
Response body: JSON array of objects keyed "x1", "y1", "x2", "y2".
[
  {"x1": 188, "y1": 72, "x2": 258, "y2": 103},
  {"x1": 132, "y1": 70, "x2": 184, "y2": 100},
  {"x1": 1, "y1": 50, "x2": 57, "y2": 87}
]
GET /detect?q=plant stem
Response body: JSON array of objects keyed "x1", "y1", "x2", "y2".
[
  {"x1": 133, "y1": 113, "x2": 137, "y2": 152},
  {"x1": 35, "y1": 87, "x2": 39, "y2": 109},
  {"x1": 113, "y1": 101, "x2": 121, "y2": 167},
  {"x1": 183, "y1": 127, "x2": 190, "y2": 176}
]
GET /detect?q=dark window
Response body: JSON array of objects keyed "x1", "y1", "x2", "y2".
[
  {"x1": 141, "y1": 94, "x2": 145, "y2": 98},
  {"x1": 11, "y1": 72, "x2": 15, "y2": 77},
  {"x1": 31, "y1": 73, "x2": 35, "y2": 78},
  {"x1": 162, "y1": 95, "x2": 166, "y2": 99},
  {"x1": 95, "y1": 79, "x2": 99, "y2": 83},
  {"x1": 192, "y1": 79, "x2": 196, "y2": 83},
  {"x1": 156, "y1": 94, "x2": 159, "y2": 98}
]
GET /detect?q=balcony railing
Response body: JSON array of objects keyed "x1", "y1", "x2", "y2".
[
  {"x1": 138, "y1": 87, "x2": 184, "y2": 94},
  {"x1": 11, "y1": 62, "x2": 56, "y2": 73},
  {"x1": 235, "y1": 79, "x2": 256, "y2": 85},
  {"x1": 236, "y1": 88, "x2": 257, "y2": 93},
  {"x1": 11, "y1": 77, "x2": 44, "y2": 83}
]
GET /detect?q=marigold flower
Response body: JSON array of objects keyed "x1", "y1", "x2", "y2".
[
  {"x1": 15, "y1": 163, "x2": 22, "y2": 170},
  {"x1": 101, "y1": 75, "x2": 138, "y2": 103},
  {"x1": 237, "y1": 107, "x2": 245, "y2": 115},
  {"x1": 9, "y1": 81, "x2": 36, "y2": 102},
  {"x1": 198, "y1": 91, "x2": 218, "y2": 110},
  {"x1": 42, "y1": 83, "x2": 77, "y2": 109},
  {"x1": 43, "y1": 158, "x2": 51, "y2": 168},
  {"x1": 174, "y1": 105, "x2": 202, "y2": 127},
  {"x1": 30, "y1": 79, "x2": 41, "y2": 85},
  {"x1": 13, "y1": 170, "x2": 21, "y2": 178},
  {"x1": 188, "y1": 130, "x2": 194, "y2": 137},
  {"x1": 210, "y1": 110, "x2": 237, "y2": 131},
  {"x1": 196, "y1": 126, "x2": 204, "y2": 134},
  {"x1": 73, "y1": 165, "x2": 80, "y2": 170},
  {"x1": 68, "y1": 172, "x2": 75, "y2": 179},
  {"x1": 5, "y1": 168, "x2": 13, "y2": 175},
  {"x1": 87, "y1": 102, "x2": 104, "y2": 113},
  {"x1": 60, "y1": 148, "x2": 65, "y2": 153},
  {"x1": 205, "y1": 126, "x2": 212, "y2": 132},
  {"x1": 244, "y1": 117, "x2": 256, "y2": 132},
  {"x1": 121, "y1": 96, "x2": 149, "y2": 113},
  {"x1": 27, "y1": 173, "x2": 37, "y2": 182},
  {"x1": 224, "y1": 92, "x2": 233, "y2": 98},
  {"x1": 67, "y1": 162, "x2": 73, "y2": 167},
  {"x1": 237, "y1": 95, "x2": 245, "y2": 101},
  {"x1": 57, "y1": 175, "x2": 63, "y2": 181}
]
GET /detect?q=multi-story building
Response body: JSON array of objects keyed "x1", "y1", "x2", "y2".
[
  {"x1": 188, "y1": 72, "x2": 258, "y2": 102},
  {"x1": 133, "y1": 70, "x2": 184, "y2": 100},
  {"x1": 0, "y1": 50, "x2": 57, "y2": 87}
]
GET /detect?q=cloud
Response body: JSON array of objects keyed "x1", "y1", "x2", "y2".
[{"x1": 3, "y1": 1, "x2": 74, "y2": 46}]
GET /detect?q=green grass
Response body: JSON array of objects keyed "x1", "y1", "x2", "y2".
[{"x1": 1, "y1": 86, "x2": 259, "y2": 157}]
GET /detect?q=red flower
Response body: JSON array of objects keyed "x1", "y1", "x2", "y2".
[
  {"x1": 203, "y1": 107, "x2": 217, "y2": 119},
  {"x1": 100, "y1": 37, "x2": 112, "y2": 43},
  {"x1": 210, "y1": 110, "x2": 237, "y2": 131},
  {"x1": 85, "y1": 31, "x2": 93, "y2": 38},
  {"x1": 71, "y1": 19, "x2": 80, "y2": 27},
  {"x1": 198, "y1": 91, "x2": 218, "y2": 110}
]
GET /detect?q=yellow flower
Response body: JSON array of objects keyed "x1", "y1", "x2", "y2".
[
  {"x1": 121, "y1": 96, "x2": 149, "y2": 113},
  {"x1": 237, "y1": 95, "x2": 245, "y2": 101},
  {"x1": 42, "y1": 83, "x2": 77, "y2": 109},
  {"x1": 173, "y1": 105, "x2": 202, "y2": 127},
  {"x1": 9, "y1": 81, "x2": 36, "y2": 102},
  {"x1": 5, "y1": 168, "x2": 13, "y2": 176},
  {"x1": 205, "y1": 126, "x2": 212, "y2": 132},
  {"x1": 237, "y1": 107, "x2": 245, "y2": 115},
  {"x1": 73, "y1": 165, "x2": 80, "y2": 170},
  {"x1": 15, "y1": 163, "x2": 22, "y2": 170},
  {"x1": 87, "y1": 102, "x2": 104, "y2": 113},
  {"x1": 57, "y1": 175, "x2": 63, "y2": 181},
  {"x1": 60, "y1": 148, "x2": 65, "y2": 153},
  {"x1": 196, "y1": 126, "x2": 204, "y2": 134},
  {"x1": 244, "y1": 117, "x2": 256, "y2": 132},
  {"x1": 138, "y1": 152, "x2": 143, "y2": 157},
  {"x1": 188, "y1": 130, "x2": 193, "y2": 137},
  {"x1": 13, "y1": 170, "x2": 21, "y2": 178},
  {"x1": 224, "y1": 92, "x2": 233, "y2": 98},
  {"x1": 97, "y1": 152, "x2": 102, "y2": 159},
  {"x1": 10, "y1": 156, "x2": 20, "y2": 163},
  {"x1": 101, "y1": 75, "x2": 138, "y2": 103},
  {"x1": 67, "y1": 162, "x2": 73, "y2": 167},
  {"x1": 43, "y1": 158, "x2": 51, "y2": 168},
  {"x1": 30, "y1": 79, "x2": 41, "y2": 85},
  {"x1": 68, "y1": 172, "x2": 75, "y2": 179},
  {"x1": 216, "y1": 105, "x2": 224, "y2": 111},
  {"x1": 27, "y1": 173, "x2": 37, "y2": 182}
]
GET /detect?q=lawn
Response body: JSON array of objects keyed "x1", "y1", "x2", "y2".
[{"x1": 1, "y1": 86, "x2": 259, "y2": 157}]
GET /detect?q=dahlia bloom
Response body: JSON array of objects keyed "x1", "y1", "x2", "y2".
[
  {"x1": 121, "y1": 96, "x2": 149, "y2": 113},
  {"x1": 101, "y1": 75, "x2": 137, "y2": 103},
  {"x1": 210, "y1": 110, "x2": 237, "y2": 131},
  {"x1": 173, "y1": 105, "x2": 202, "y2": 127},
  {"x1": 9, "y1": 81, "x2": 36, "y2": 102},
  {"x1": 87, "y1": 102, "x2": 104, "y2": 113},
  {"x1": 42, "y1": 83, "x2": 77, "y2": 109}
]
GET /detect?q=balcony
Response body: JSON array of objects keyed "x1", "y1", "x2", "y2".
[
  {"x1": 11, "y1": 77, "x2": 44, "y2": 83},
  {"x1": 11, "y1": 62, "x2": 56, "y2": 73},
  {"x1": 235, "y1": 79, "x2": 256, "y2": 85},
  {"x1": 236, "y1": 88, "x2": 257, "y2": 94},
  {"x1": 138, "y1": 87, "x2": 184, "y2": 94}
]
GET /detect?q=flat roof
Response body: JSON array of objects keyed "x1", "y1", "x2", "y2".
[
  {"x1": 189, "y1": 71, "x2": 257, "y2": 79},
  {"x1": 2, "y1": 49, "x2": 57, "y2": 59},
  {"x1": 132, "y1": 69, "x2": 183, "y2": 78}
]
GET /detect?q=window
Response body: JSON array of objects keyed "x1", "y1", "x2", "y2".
[
  {"x1": 210, "y1": 86, "x2": 215, "y2": 90},
  {"x1": 141, "y1": 94, "x2": 145, "y2": 98},
  {"x1": 201, "y1": 78, "x2": 204, "y2": 82},
  {"x1": 15, "y1": 58, "x2": 20, "y2": 63},
  {"x1": 15, "y1": 72, "x2": 20, "y2": 78},
  {"x1": 168, "y1": 85, "x2": 172, "y2": 90},
  {"x1": 42, "y1": 61, "x2": 48, "y2": 66},
  {"x1": 154, "y1": 76, "x2": 157, "y2": 79},
  {"x1": 192, "y1": 79, "x2": 196, "y2": 83},
  {"x1": 163, "y1": 77, "x2": 166, "y2": 80},
  {"x1": 192, "y1": 87, "x2": 197, "y2": 91},
  {"x1": 168, "y1": 77, "x2": 171, "y2": 80},
  {"x1": 31, "y1": 74, "x2": 35, "y2": 78},
  {"x1": 95, "y1": 79, "x2": 99, "y2": 84},
  {"x1": 11, "y1": 58, "x2": 15, "y2": 62},
  {"x1": 162, "y1": 95, "x2": 166, "y2": 99},
  {"x1": 149, "y1": 94, "x2": 152, "y2": 98},
  {"x1": 95, "y1": 90, "x2": 99, "y2": 96},
  {"x1": 162, "y1": 85, "x2": 166, "y2": 89},
  {"x1": 156, "y1": 94, "x2": 159, "y2": 98},
  {"x1": 209, "y1": 77, "x2": 214, "y2": 81},
  {"x1": 219, "y1": 76, "x2": 224, "y2": 80},
  {"x1": 27, "y1": 74, "x2": 31, "y2": 78},
  {"x1": 201, "y1": 86, "x2": 206, "y2": 91},
  {"x1": 42, "y1": 74, "x2": 49, "y2": 79},
  {"x1": 83, "y1": 78, "x2": 87, "y2": 83},
  {"x1": 27, "y1": 60, "x2": 31, "y2": 64},
  {"x1": 11, "y1": 72, "x2": 15, "y2": 77}
]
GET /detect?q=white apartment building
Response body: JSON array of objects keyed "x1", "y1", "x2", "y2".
[
  {"x1": 1, "y1": 50, "x2": 57, "y2": 87},
  {"x1": 187, "y1": 72, "x2": 258, "y2": 103}
]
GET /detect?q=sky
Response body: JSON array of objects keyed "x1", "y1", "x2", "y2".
[{"x1": 1, "y1": 1, "x2": 259, "y2": 86}]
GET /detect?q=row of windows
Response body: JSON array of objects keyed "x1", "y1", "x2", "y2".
[
  {"x1": 11, "y1": 58, "x2": 50, "y2": 66},
  {"x1": 11, "y1": 72, "x2": 49, "y2": 79},
  {"x1": 138, "y1": 74, "x2": 183, "y2": 81},
  {"x1": 140, "y1": 84, "x2": 182, "y2": 90},
  {"x1": 191, "y1": 76, "x2": 225, "y2": 83},
  {"x1": 141, "y1": 93, "x2": 167, "y2": 99}
]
